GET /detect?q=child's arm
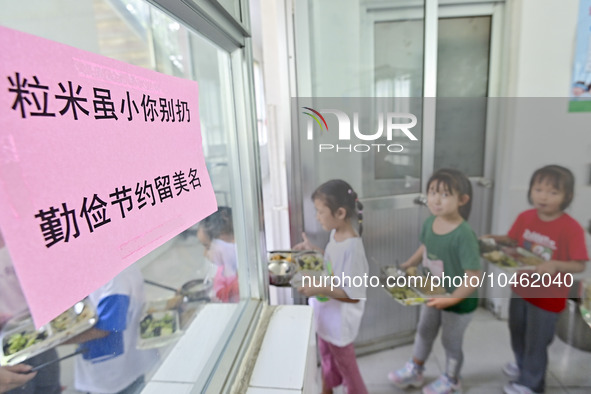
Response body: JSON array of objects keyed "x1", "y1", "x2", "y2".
[
  {"x1": 297, "y1": 285, "x2": 360, "y2": 303},
  {"x1": 427, "y1": 269, "x2": 481, "y2": 309},
  {"x1": 536, "y1": 260, "x2": 586, "y2": 275},
  {"x1": 63, "y1": 327, "x2": 109, "y2": 344},
  {"x1": 400, "y1": 245, "x2": 425, "y2": 270}
]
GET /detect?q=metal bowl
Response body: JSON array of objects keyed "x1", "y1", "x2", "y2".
[
  {"x1": 268, "y1": 260, "x2": 297, "y2": 286},
  {"x1": 180, "y1": 279, "x2": 213, "y2": 301}
]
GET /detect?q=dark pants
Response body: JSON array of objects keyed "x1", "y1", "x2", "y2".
[
  {"x1": 509, "y1": 296, "x2": 559, "y2": 393},
  {"x1": 6, "y1": 348, "x2": 61, "y2": 394}
]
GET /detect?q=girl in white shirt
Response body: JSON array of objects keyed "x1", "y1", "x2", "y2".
[{"x1": 294, "y1": 179, "x2": 369, "y2": 394}]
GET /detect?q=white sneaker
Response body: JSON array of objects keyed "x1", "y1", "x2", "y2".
[
  {"x1": 422, "y1": 374, "x2": 461, "y2": 394},
  {"x1": 503, "y1": 382, "x2": 535, "y2": 394},
  {"x1": 502, "y1": 362, "x2": 520, "y2": 380},
  {"x1": 387, "y1": 361, "x2": 424, "y2": 388}
]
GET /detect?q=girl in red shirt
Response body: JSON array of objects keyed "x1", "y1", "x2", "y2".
[{"x1": 489, "y1": 165, "x2": 588, "y2": 394}]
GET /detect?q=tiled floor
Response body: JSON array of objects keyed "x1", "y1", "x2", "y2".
[{"x1": 324, "y1": 308, "x2": 591, "y2": 394}]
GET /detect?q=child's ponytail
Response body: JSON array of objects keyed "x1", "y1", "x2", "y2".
[{"x1": 351, "y1": 190, "x2": 364, "y2": 236}]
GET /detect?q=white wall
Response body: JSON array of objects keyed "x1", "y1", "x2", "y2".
[{"x1": 493, "y1": 0, "x2": 591, "y2": 239}]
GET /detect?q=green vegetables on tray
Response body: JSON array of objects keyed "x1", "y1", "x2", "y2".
[
  {"x1": 140, "y1": 313, "x2": 177, "y2": 339},
  {"x1": 385, "y1": 286, "x2": 426, "y2": 305},
  {"x1": 296, "y1": 254, "x2": 324, "y2": 271},
  {"x1": 3, "y1": 330, "x2": 48, "y2": 356}
]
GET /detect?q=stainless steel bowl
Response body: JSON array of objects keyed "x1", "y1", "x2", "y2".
[{"x1": 268, "y1": 260, "x2": 297, "y2": 286}]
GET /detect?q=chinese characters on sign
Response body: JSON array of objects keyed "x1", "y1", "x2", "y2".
[
  {"x1": 0, "y1": 26, "x2": 217, "y2": 328},
  {"x1": 34, "y1": 168, "x2": 202, "y2": 248},
  {"x1": 8, "y1": 72, "x2": 191, "y2": 122}
]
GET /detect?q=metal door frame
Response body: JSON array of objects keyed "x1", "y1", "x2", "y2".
[{"x1": 361, "y1": 0, "x2": 504, "y2": 195}]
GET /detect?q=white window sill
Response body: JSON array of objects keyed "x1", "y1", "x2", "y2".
[{"x1": 141, "y1": 304, "x2": 316, "y2": 393}]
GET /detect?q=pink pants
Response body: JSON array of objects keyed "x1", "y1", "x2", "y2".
[{"x1": 317, "y1": 336, "x2": 368, "y2": 394}]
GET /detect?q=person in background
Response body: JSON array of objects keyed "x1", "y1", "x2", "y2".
[
  {"x1": 196, "y1": 206, "x2": 239, "y2": 302},
  {"x1": 486, "y1": 165, "x2": 588, "y2": 394},
  {"x1": 66, "y1": 265, "x2": 159, "y2": 394},
  {"x1": 388, "y1": 169, "x2": 481, "y2": 394},
  {"x1": 0, "y1": 230, "x2": 61, "y2": 394},
  {"x1": 293, "y1": 179, "x2": 369, "y2": 394}
]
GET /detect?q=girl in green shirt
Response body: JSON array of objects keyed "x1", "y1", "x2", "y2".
[{"x1": 388, "y1": 169, "x2": 482, "y2": 394}]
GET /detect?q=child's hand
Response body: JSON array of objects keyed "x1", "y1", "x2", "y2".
[
  {"x1": 536, "y1": 260, "x2": 558, "y2": 275},
  {"x1": 400, "y1": 260, "x2": 412, "y2": 270},
  {"x1": 293, "y1": 232, "x2": 315, "y2": 251},
  {"x1": 426, "y1": 296, "x2": 461, "y2": 309},
  {"x1": 0, "y1": 365, "x2": 37, "y2": 392}
]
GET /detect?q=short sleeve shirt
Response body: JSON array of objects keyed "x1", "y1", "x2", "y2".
[
  {"x1": 309, "y1": 230, "x2": 369, "y2": 346},
  {"x1": 508, "y1": 209, "x2": 589, "y2": 312},
  {"x1": 420, "y1": 215, "x2": 482, "y2": 313}
]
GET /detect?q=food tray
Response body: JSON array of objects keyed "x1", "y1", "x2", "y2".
[
  {"x1": 379, "y1": 266, "x2": 427, "y2": 306},
  {"x1": 381, "y1": 263, "x2": 448, "y2": 299},
  {"x1": 294, "y1": 251, "x2": 325, "y2": 273},
  {"x1": 137, "y1": 303, "x2": 182, "y2": 350},
  {"x1": 268, "y1": 250, "x2": 325, "y2": 287},
  {"x1": 481, "y1": 249, "x2": 538, "y2": 271},
  {"x1": 382, "y1": 285, "x2": 426, "y2": 306},
  {"x1": 268, "y1": 250, "x2": 297, "y2": 263},
  {"x1": 1, "y1": 298, "x2": 97, "y2": 366}
]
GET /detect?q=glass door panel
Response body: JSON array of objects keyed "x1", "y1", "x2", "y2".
[
  {"x1": 434, "y1": 16, "x2": 491, "y2": 176},
  {"x1": 373, "y1": 19, "x2": 424, "y2": 194}
]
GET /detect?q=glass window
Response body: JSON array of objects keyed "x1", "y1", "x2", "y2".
[
  {"x1": 433, "y1": 16, "x2": 491, "y2": 176},
  {"x1": 293, "y1": 0, "x2": 425, "y2": 200},
  {"x1": 0, "y1": 0, "x2": 254, "y2": 391}
]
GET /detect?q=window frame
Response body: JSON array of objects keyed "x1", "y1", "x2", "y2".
[{"x1": 145, "y1": 1, "x2": 268, "y2": 392}]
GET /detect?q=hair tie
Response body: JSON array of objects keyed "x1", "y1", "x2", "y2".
[
  {"x1": 348, "y1": 189, "x2": 352, "y2": 194},
  {"x1": 358, "y1": 210, "x2": 363, "y2": 214}
]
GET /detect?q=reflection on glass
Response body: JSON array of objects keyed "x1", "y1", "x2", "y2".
[
  {"x1": 196, "y1": 207, "x2": 239, "y2": 303},
  {"x1": 0, "y1": 0, "x2": 243, "y2": 390}
]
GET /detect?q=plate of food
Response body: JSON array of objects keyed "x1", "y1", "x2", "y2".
[
  {"x1": 379, "y1": 266, "x2": 434, "y2": 306},
  {"x1": 383, "y1": 285, "x2": 426, "y2": 306},
  {"x1": 1, "y1": 298, "x2": 97, "y2": 366},
  {"x1": 268, "y1": 250, "x2": 297, "y2": 263},
  {"x1": 401, "y1": 267, "x2": 448, "y2": 298},
  {"x1": 137, "y1": 309, "x2": 182, "y2": 349},
  {"x1": 295, "y1": 251, "x2": 325, "y2": 272},
  {"x1": 483, "y1": 245, "x2": 543, "y2": 270}
]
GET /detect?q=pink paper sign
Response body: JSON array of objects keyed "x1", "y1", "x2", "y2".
[{"x1": 0, "y1": 26, "x2": 217, "y2": 327}]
